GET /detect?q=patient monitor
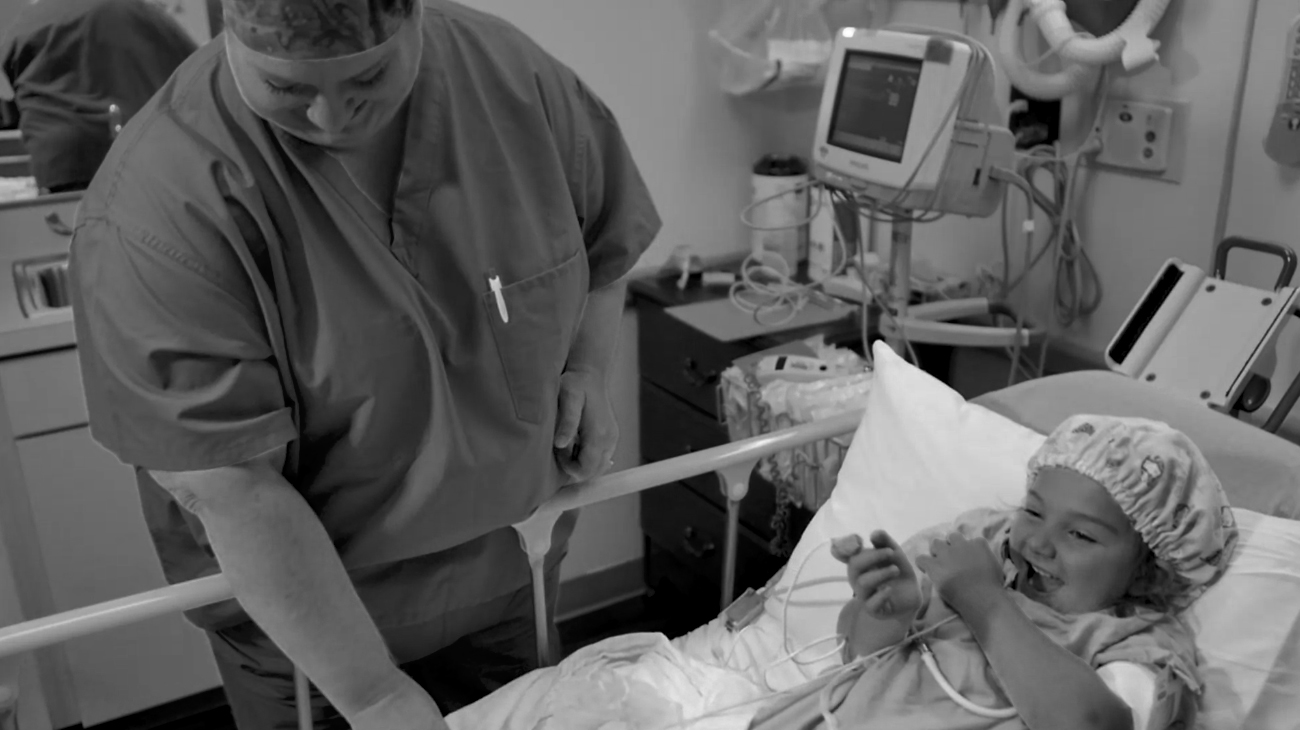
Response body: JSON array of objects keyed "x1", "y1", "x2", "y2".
[
  {"x1": 811, "y1": 28, "x2": 1036, "y2": 351},
  {"x1": 1107, "y1": 237, "x2": 1300, "y2": 427},
  {"x1": 813, "y1": 28, "x2": 1012, "y2": 217}
]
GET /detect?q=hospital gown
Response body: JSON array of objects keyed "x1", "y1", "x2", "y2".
[{"x1": 750, "y1": 509, "x2": 1201, "y2": 730}]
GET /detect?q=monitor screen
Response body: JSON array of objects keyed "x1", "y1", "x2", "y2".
[{"x1": 828, "y1": 51, "x2": 923, "y2": 164}]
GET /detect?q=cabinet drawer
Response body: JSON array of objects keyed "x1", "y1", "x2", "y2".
[
  {"x1": 0, "y1": 197, "x2": 77, "y2": 261},
  {"x1": 0, "y1": 348, "x2": 88, "y2": 437},
  {"x1": 0, "y1": 197, "x2": 77, "y2": 337},
  {"x1": 640, "y1": 482, "x2": 784, "y2": 601},
  {"x1": 640, "y1": 380, "x2": 781, "y2": 540},
  {"x1": 637, "y1": 305, "x2": 747, "y2": 419}
]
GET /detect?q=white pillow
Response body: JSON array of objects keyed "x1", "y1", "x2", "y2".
[
  {"x1": 752, "y1": 342, "x2": 1044, "y2": 681},
  {"x1": 752, "y1": 342, "x2": 1300, "y2": 730},
  {"x1": 1186, "y1": 508, "x2": 1300, "y2": 730}
]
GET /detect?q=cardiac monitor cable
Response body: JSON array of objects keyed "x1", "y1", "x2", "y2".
[
  {"x1": 736, "y1": 183, "x2": 923, "y2": 369},
  {"x1": 736, "y1": 181, "x2": 853, "y2": 327},
  {"x1": 682, "y1": 614, "x2": 975, "y2": 730},
  {"x1": 990, "y1": 68, "x2": 1110, "y2": 382},
  {"x1": 919, "y1": 641, "x2": 1019, "y2": 719},
  {"x1": 701, "y1": 609, "x2": 1011, "y2": 728},
  {"x1": 725, "y1": 538, "x2": 1019, "y2": 725}
]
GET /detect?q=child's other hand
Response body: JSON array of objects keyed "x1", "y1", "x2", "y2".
[
  {"x1": 915, "y1": 532, "x2": 1004, "y2": 615},
  {"x1": 832, "y1": 530, "x2": 923, "y2": 620}
]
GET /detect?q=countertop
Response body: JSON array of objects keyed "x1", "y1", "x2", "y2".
[
  {"x1": 629, "y1": 268, "x2": 872, "y2": 352},
  {"x1": 0, "y1": 316, "x2": 74, "y2": 360}
]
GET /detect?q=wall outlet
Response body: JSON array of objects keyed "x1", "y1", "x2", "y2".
[
  {"x1": 1087, "y1": 97, "x2": 1188, "y2": 184},
  {"x1": 1097, "y1": 99, "x2": 1173, "y2": 171}
]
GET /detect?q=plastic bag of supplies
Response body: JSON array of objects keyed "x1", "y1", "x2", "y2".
[{"x1": 707, "y1": 0, "x2": 834, "y2": 96}]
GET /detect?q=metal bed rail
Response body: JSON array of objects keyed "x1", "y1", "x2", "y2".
[{"x1": 0, "y1": 410, "x2": 863, "y2": 726}]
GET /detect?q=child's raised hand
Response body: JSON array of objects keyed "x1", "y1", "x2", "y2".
[
  {"x1": 831, "y1": 530, "x2": 923, "y2": 620},
  {"x1": 915, "y1": 532, "x2": 1004, "y2": 615}
]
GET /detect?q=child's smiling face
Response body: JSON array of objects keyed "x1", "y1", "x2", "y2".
[{"x1": 1009, "y1": 468, "x2": 1148, "y2": 614}]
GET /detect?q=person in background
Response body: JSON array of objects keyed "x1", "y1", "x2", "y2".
[
  {"x1": 0, "y1": 0, "x2": 197, "y2": 192},
  {"x1": 67, "y1": 0, "x2": 660, "y2": 728}
]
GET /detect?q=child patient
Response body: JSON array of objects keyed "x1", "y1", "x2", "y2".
[{"x1": 764, "y1": 415, "x2": 1237, "y2": 730}]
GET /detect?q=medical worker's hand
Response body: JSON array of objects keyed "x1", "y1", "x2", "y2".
[
  {"x1": 915, "y1": 532, "x2": 1004, "y2": 617},
  {"x1": 831, "y1": 530, "x2": 922, "y2": 620},
  {"x1": 554, "y1": 367, "x2": 618, "y2": 483}
]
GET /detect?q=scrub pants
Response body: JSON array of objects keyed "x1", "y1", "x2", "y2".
[{"x1": 207, "y1": 560, "x2": 563, "y2": 729}]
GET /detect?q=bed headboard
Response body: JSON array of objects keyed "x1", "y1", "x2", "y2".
[{"x1": 973, "y1": 370, "x2": 1300, "y2": 521}]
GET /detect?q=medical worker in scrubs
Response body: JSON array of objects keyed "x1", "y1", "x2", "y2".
[
  {"x1": 0, "y1": 0, "x2": 197, "y2": 191},
  {"x1": 67, "y1": 0, "x2": 661, "y2": 727}
]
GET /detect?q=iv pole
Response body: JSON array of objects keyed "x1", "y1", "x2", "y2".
[{"x1": 885, "y1": 218, "x2": 913, "y2": 354}]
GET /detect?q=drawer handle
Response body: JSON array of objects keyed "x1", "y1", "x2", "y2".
[
  {"x1": 44, "y1": 212, "x2": 73, "y2": 237},
  {"x1": 14, "y1": 254, "x2": 71, "y2": 316},
  {"x1": 681, "y1": 526, "x2": 716, "y2": 559},
  {"x1": 681, "y1": 357, "x2": 719, "y2": 388}
]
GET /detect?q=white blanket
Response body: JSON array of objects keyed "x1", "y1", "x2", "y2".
[{"x1": 445, "y1": 632, "x2": 769, "y2": 730}]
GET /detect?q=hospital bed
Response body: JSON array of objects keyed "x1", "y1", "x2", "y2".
[{"x1": 1, "y1": 368, "x2": 1298, "y2": 729}]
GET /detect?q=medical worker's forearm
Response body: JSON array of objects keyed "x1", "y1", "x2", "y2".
[
  {"x1": 962, "y1": 590, "x2": 1133, "y2": 730},
  {"x1": 189, "y1": 472, "x2": 416, "y2": 721},
  {"x1": 565, "y1": 277, "x2": 628, "y2": 379}
]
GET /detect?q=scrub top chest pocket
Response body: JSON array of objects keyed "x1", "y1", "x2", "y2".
[{"x1": 483, "y1": 249, "x2": 590, "y2": 425}]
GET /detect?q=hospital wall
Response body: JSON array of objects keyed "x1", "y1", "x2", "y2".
[{"x1": 0, "y1": 0, "x2": 18, "y2": 31}]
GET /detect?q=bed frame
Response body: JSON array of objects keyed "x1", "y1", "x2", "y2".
[{"x1": 0, "y1": 410, "x2": 864, "y2": 729}]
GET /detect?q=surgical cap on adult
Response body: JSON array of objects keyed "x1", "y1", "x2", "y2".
[
  {"x1": 1026, "y1": 414, "x2": 1238, "y2": 601},
  {"x1": 222, "y1": 0, "x2": 415, "y2": 59}
]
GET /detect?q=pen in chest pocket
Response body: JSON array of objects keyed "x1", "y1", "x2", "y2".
[{"x1": 487, "y1": 270, "x2": 509, "y2": 323}]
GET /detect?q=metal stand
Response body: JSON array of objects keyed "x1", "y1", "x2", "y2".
[
  {"x1": 886, "y1": 219, "x2": 914, "y2": 355},
  {"x1": 512, "y1": 510, "x2": 560, "y2": 668},
  {"x1": 881, "y1": 215, "x2": 1038, "y2": 354},
  {"x1": 715, "y1": 460, "x2": 760, "y2": 610},
  {"x1": 293, "y1": 667, "x2": 312, "y2": 730}
]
